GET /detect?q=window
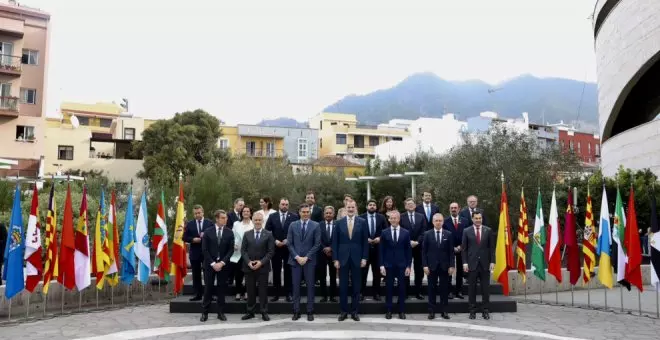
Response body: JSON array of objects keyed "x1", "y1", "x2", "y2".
[
  {"x1": 588, "y1": 143, "x2": 592, "y2": 155},
  {"x1": 20, "y1": 88, "x2": 37, "y2": 104},
  {"x1": 15, "y1": 125, "x2": 35, "y2": 141},
  {"x1": 298, "y1": 138, "x2": 308, "y2": 158},
  {"x1": 319, "y1": 121, "x2": 323, "y2": 130},
  {"x1": 369, "y1": 136, "x2": 379, "y2": 146},
  {"x1": 124, "y1": 128, "x2": 135, "y2": 140},
  {"x1": 577, "y1": 142, "x2": 581, "y2": 153},
  {"x1": 319, "y1": 138, "x2": 323, "y2": 149},
  {"x1": 569, "y1": 140, "x2": 574, "y2": 151},
  {"x1": 58, "y1": 145, "x2": 74, "y2": 160},
  {"x1": 353, "y1": 135, "x2": 364, "y2": 148},
  {"x1": 336, "y1": 134, "x2": 347, "y2": 145},
  {"x1": 218, "y1": 138, "x2": 229, "y2": 150},
  {"x1": 76, "y1": 116, "x2": 90, "y2": 126},
  {"x1": 21, "y1": 49, "x2": 39, "y2": 65},
  {"x1": 595, "y1": 144, "x2": 600, "y2": 156},
  {"x1": 392, "y1": 137, "x2": 403, "y2": 141},
  {"x1": 266, "y1": 142, "x2": 275, "y2": 157},
  {"x1": 0, "y1": 42, "x2": 13, "y2": 67},
  {"x1": 246, "y1": 141, "x2": 256, "y2": 156},
  {"x1": 100, "y1": 118, "x2": 112, "y2": 128}
]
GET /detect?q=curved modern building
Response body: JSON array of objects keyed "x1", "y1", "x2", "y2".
[{"x1": 593, "y1": 0, "x2": 660, "y2": 176}]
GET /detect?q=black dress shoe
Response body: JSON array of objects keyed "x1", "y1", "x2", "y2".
[
  {"x1": 190, "y1": 296, "x2": 202, "y2": 302},
  {"x1": 373, "y1": 295, "x2": 381, "y2": 301},
  {"x1": 469, "y1": 313, "x2": 476, "y2": 320},
  {"x1": 351, "y1": 313, "x2": 360, "y2": 321},
  {"x1": 428, "y1": 312, "x2": 435, "y2": 319},
  {"x1": 286, "y1": 295, "x2": 293, "y2": 302},
  {"x1": 270, "y1": 296, "x2": 280, "y2": 302},
  {"x1": 262, "y1": 313, "x2": 270, "y2": 321},
  {"x1": 200, "y1": 313, "x2": 208, "y2": 322},
  {"x1": 385, "y1": 312, "x2": 392, "y2": 319},
  {"x1": 330, "y1": 297, "x2": 338, "y2": 303},
  {"x1": 482, "y1": 311, "x2": 490, "y2": 320},
  {"x1": 455, "y1": 294, "x2": 464, "y2": 300},
  {"x1": 241, "y1": 313, "x2": 255, "y2": 320},
  {"x1": 398, "y1": 313, "x2": 406, "y2": 319},
  {"x1": 320, "y1": 297, "x2": 329, "y2": 303},
  {"x1": 307, "y1": 313, "x2": 314, "y2": 321},
  {"x1": 338, "y1": 313, "x2": 348, "y2": 321},
  {"x1": 217, "y1": 313, "x2": 227, "y2": 321},
  {"x1": 415, "y1": 294, "x2": 424, "y2": 300},
  {"x1": 441, "y1": 312, "x2": 450, "y2": 320},
  {"x1": 448, "y1": 293, "x2": 455, "y2": 300},
  {"x1": 292, "y1": 313, "x2": 301, "y2": 321}
]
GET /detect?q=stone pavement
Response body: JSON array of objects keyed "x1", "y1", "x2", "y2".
[{"x1": 0, "y1": 302, "x2": 658, "y2": 340}]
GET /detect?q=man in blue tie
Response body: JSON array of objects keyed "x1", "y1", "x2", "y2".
[
  {"x1": 287, "y1": 204, "x2": 321, "y2": 321},
  {"x1": 416, "y1": 191, "x2": 440, "y2": 226},
  {"x1": 359, "y1": 199, "x2": 386, "y2": 301},
  {"x1": 183, "y1": 205, "x2": 214, "y2": 301},
  {"x1": 379, "y1": 211, "x2": 412, "y2": 319}
]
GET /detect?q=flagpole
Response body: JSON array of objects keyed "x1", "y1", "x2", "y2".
[
  {"x1": 570, "y1": 284, "x2": 574, "y2": 306},
  {"x1": 43, "y1": 292, "x2": 47, "y2": 317},
  {"x1": 620, "y1": 285, "x2": 624, "y2": 312},
  {"x1": 638, "y1": 290, "x2": 642, "y2": 315},
  {"x1": 61, "y1": 282, "x2": 65, "y2": 314},
  {"x1": 79, "y1": 290, "x2": 82, "y2": 311},
  {"x1": 7, "y1": 298, "x2": 11, "y2": 321},
  {"x1": 587, "y1": 279, "x2": 591, "y2": 308},
  {"x1": 96, "y1": 287, "x2": 99, "y2": 309},
  {"x1": 656, "y1": 287, "x2": 659, "y2": 318},
  {"x1": 111, "y1": 285, "x2": 114, "y2": 306},
  {"x1": 604, "y1": 285, "x2": 608, "y2": 310},
  {"x1": 539, "y1": 280, "x2": 543, "y2": 303},
  {"x1": 26, "y1": 294, "x2": 30, "y2": 319}
]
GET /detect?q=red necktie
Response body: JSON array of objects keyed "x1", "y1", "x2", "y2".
[{"x1": 476, "y1": 227, "x2": 481, "y2": 245}]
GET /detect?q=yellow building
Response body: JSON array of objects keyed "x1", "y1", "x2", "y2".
[
  {"x1": 308, "y1": 112, "x2": 409, "y2": 163},
  {"x1": 312, "y1": 156, "x2": 366, "y2": 176}
]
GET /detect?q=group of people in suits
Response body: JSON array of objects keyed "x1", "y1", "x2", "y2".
[{"x1": 183, "y1": 191, "x2": 496, "y2": 322}]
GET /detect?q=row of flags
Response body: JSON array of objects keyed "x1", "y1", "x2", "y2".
[
  {"x1": 493, "y1": 180, "x2": 660, "y2": 296},
  {"x1": 2, "y1": 178, "x2": 190, "y2": 300}
]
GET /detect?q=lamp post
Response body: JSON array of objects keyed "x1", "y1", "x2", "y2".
[
  {"x1": 359, "y1": 176, "x2": 377, "y2": 200},
  {"x1": 404, "y1": 171, "x2": 426, "y2": 199}
]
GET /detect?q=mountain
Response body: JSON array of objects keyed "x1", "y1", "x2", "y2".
[
  {"x1": 322, "y1": 72, "x2": 599, "y2": 130},
  {"x1": 257, "y1": 117, "x2": 308, "y2": 128}
]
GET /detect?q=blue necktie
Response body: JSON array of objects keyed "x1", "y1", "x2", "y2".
[
  {"x1": 426, "y1": 205, "x2": 431, "y2": 222},
  {"x1": 370, "y1": 215, "x2": 375, "y2": 237},
  {"x1": 301, "y1": 221, "x2": 306, "y2": 239},
  {"x1": 256, "y1": 230, "x2": 260, "y2": 242}
]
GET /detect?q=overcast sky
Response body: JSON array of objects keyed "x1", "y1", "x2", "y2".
[{"x1": 26, "y1": 0, "x2": 598, "y2": 124}]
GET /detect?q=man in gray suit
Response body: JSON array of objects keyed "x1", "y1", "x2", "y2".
[
  {"x1": 240, "y1": 212, "x2": 275, "y2": 321},
  {"x1": 461, "y1": 211, "x2": 495, "y2": 320},
  {"x1": 287, "y1": 203, "x2": 322, "y2": 321}
]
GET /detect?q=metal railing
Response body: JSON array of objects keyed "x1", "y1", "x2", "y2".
[
  {"x1": 0, "y1": 96, "x2": 18, "y2": 111},
  {"x1": 0, "y1": 54, "x2": 22, "y2": 73},
  {"x1": 240, "y1": 148, "x2": 286, "y2": 158}
]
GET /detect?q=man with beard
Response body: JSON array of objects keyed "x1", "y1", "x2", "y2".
[
  {"x1": 265, "y1": 198, "x2": 299, "y2": 301},
  {"x1": 359, "y1": 199, "x2": 386, "y2": 301}
]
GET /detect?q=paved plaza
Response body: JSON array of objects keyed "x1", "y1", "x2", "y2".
[{"x1": 0, "y1": 299, "x2": 658, "y2": 340}]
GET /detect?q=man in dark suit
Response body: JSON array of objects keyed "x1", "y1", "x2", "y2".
[
  {"x1": 462, "y1": 211, "x2": 495, "y2": 320},
  {"x1": 423, "y1": 213, "x2": 455, "y2": 320},
  {"x1": 183, "y1": 204, "x2": 214, "y2": 301},
  {"x1": 332, "y1": 200, "x2": 369, "y2": 321},
  {"x1": 416, "y1": 191, "x2": 440, "y2": 225},
  {"x1": 443, "y1": 202, "x2": 467, "y2": 300},
  {"x1": 240, "y1": 211, "x2": 275, "y2": 321},
  {"x1": 379, "y1": 211, "x2": 412, "y2": 320},
  {"x1": 400, "y1": 198, "x2": 427, "y2": 300},
  {"x1": 227, "y1": 198, "x2": 245, "y2": 228},
  {"x1": 305, "y1": 191, "x2": 324, "y2": 223},
  {"x1": 265, "y1": 197, "x2": 299, "y2": 302},
  {"x1": 287, "y1": 204, "x2": 322, "y2": 321},
  {"x1": 317, "y1": 206, "x2": 337, "y2": 302},
  {"x1": 459, "y1": 195, "x2": 487, "y2": 228},
  {"x1": 200, "y1": 210, "x2": 235, "y2": 322},
  {"x1": 359, "y1": 199, "x2": 386, "y2": 301}
]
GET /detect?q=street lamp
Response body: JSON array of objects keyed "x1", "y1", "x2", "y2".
[
  {"x1": 359, "y1": 176, "x2": 377, "y2": 200},
  {"x1": 404, "y1": 171, "x2": 426, "y2": 199}
]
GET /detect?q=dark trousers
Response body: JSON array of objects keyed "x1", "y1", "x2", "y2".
[
  {"x1": 361, "y1": 246, "x2": 381, "y2": 297},
  {"x1": 272, "y1": 246, "x2": 291, "y2": 296},
  {"x1": 339, "y1": 260, "x2": 361, "y2": 314},
  {"x1": 191, "y1": 259, "x2": 203, "y2": 297},
  {"x1": 428, "y1": 268, "x2": 450, "y2": 313},
  {"x1": 245, "y1": 271, "x2": 268, "y2": 314},
  {"x1": 454, "y1": 252, "x2": 464, "y2": 294},
  {"x1": 385, "y1": 266, "x2": 406, "y2": 313},
  {"x1": 202, "y1": 266, "x2": 228, "y2": 314},
  {"x1": 468, "y1": 264, "x2": 491, "y2": 313},
  {"x1": 317, "y1": 255, "x2": 337, "y2": 298},
  {"x1": 409, "y1": 247, "x2": 424, "y2": 295},
  {"x1": 233, "y1": 262, "x2": 245, "y2": 295},
  {"x1": 292, "y1": 263, "x2": 316, "y2": 313}
]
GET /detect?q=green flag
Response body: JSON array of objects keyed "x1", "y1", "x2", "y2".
[
  {"x1": 613, "y1": 187, "x2": 628, "y2": 286},
  {"x1": 531, "y1": 190, "x2": 546, "y2": 281}
]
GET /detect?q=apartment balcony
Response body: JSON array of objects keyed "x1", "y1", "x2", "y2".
[
  {"x1": 346, "y1": 144, "x2": 376, "y2": 155},
  {"x1": 240, "y1": 148, "x2": 286, "y2": 158},
  {"x1": 0, "y1": 55, "x2": 21, "y2": 76},
  {"x1": 0, "y1": 96, "x2": 19, "y2": 118}
]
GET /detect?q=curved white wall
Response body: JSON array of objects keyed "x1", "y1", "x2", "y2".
[{"x1": 600, "y1": 119, "x2": 660, "y2": 176}]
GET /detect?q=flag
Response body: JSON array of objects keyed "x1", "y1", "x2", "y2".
[
  {"x1": 170, "y1": 178, "x2": 187, "y2": 294},
  {"x1": 531, "y1": 190, "x2": 546, "y2": 281},
  {"x1": 493, "y1": 178, "x2": 514, "y2": 296},
  {"x1": 121, "y1": 187, "x2": 136, "y2": 284},
  {"x1": 136, "y1": 191, "x2": 151, "y2": 284},
  {"x1": 624, "y1": 186, "x2": 643, "y2": 291},
  {"x1": 564, "y1": 188, "x2": 580, "y2": 285},
  {"x1": 43, "y1": 183, "x2": 59, "y2": 294},
  {"x1": 58, "y1": 183, "x2": 76, "y2": 290},
  {"x1": 596, "y1": 185, "x2": 613, "y2": 288},
  {"x1": 582, "y1": 188, "x2": 597, "y2": 284},
  {"x1": 547, "y1": 188, "x2": 562, "y2": 282},
  {"x1": 516, "y1": 188, "x2": 528, "y2": 283},
  {"x1": 3, "y1": 184, "x2": 24, "y2": 299},
  {"x1": 24, "y1": 185, "x2": 43, "y2": 292},
  {"x1": 94, "y1": 188, "x2": 111, "y2": 289},
  {"x1": 106, "y1": 189, "x2": 120, "y2": 286},
  {"x1": 612, "y1": 187, "x2": 631, "y2": 290},
  {"x1": 152, "y1": 190, "x2": 170, "y2": 281},
  {"x1": 650, "y1": 186, "x2": 660, "y2": 290},
  {"x1": 74, "y1": 185, "x2": 91, "y2": 290}
]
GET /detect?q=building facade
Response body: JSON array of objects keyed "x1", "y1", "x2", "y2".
[
  {"x1": 551, "y1": 122, "x2": 601, "y2": 164},
  {"x1": 0, "y1": 1, "x2": 49, "y2": 177},
  {"x1": 593, "y1": 0, "x2": 660, "y2": 176}
]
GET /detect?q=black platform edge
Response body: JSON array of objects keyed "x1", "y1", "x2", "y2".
[
  {"x1": 182, "y1": 284, "x2": 504, "y2": 296},
  {"x1": 169, "y1": 295, "x2": 517, "y2": 314}
]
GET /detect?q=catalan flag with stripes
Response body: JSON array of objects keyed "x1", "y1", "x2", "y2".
[
  {"x1": 516, "y1": 188, "x2": 528, "y2": 283},
  {"x1": 42, "y1": 183, "x2": 59, "y2": 294},
  {"x1": 582, "y1": 188, "x2": 596, "y2": 284},
  {"x1": 94, "y1": 188, "x2": 112, "y2": 289}
]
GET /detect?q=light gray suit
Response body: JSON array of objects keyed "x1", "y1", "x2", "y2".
[{"x1": 287, "y1": 219, "x2": 321, "y2": 313}]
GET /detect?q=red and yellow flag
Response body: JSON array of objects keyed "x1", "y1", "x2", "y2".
[
  {"x1": 516, "y1": 188, "x2": 529, "y2": 283},
  {"x1": 106, "y1": 189, "x2": 121, "y2": 286},
  {"x1": 94, "y1": 188, "x2": 112, "y2": 289},
  {"x1": 170, "y1": 175, "x2": 187, "y2": 294},
  {"x1": 582, "y1": 188, "x2": 597, "y2": 284},
  {"x1": 43, "y1": 183, "x2": 59, "y2": 294},
  {"x1": 25, "y1": 186, "x2": 43, "y2": 292},
  {"x1": 57, "y1": 183, "x2": 76, "y2": 290},
  {"x1": 493, "y1": 175, "x2": 514, "y2": 295}
]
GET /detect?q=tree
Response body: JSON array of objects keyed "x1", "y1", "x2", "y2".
[{"x1": 134, "y1": 109, "x2": 226, "y2": 186}]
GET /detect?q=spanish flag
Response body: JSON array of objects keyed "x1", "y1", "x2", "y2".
[
  {"x1": 170, "y1": 174, "x2": 187, "y2": 294},
  {"x1": 493, "y1": 174, "x2": 514, "y2": 295},
  {"x1": 94, "y1": 188, "x2": 112, "y2": 289}
]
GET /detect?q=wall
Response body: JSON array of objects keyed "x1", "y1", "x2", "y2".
[
  {"x1": 559, "y1": 130, "x2": 601, "y2": 163},
  {"x1": 313, "y1": 165, "x2": 365, "y2": 176},
  {"x1": 601, "y1": 119, "x2": 660, "y2": 176},
  {"x1": 0, "y1": 114, "x2": 44, "y2": 160}
]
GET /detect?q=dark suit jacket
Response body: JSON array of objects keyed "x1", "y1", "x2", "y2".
[
  {"x1": 379, "y1": 226, "x2": 412, "y2": 269},
  {"x1": 201, "y1": 226, "x2": 235, "y2": 268},
  {"x1": 265, "y1": 211, "x2": 300, "y2": 242},
  {"x1": 287, "y1": 220, "x2": 322, "y2": 266},
  {"x1": 359, "y1": 212, "x2": 387, "y2": 241},
  {"x1": 461, "y1": 225, "x2": 495, "y2": 270},
  {"x1": 318, "y1": 220, "x2": 335, "y2": 264},
  {"x1": 183, "y1": 218, "x2": 214, "y2": 261},
  {"x1": 400, "y1": 211, "x2": 427, "y2": 243},
  {"x1": 422, "y1": 229, "x2": 455, "y2": 271},
  {"x1": 241, "y1": 229, "x2": 275, "y2": 274},
  {"x1": 442, "y1": 215, "x2": 469, "y2": 247},
  {"x1": 332, "y1": 216, "x2": 369, "y2": 267},
  {"x1": 415, "y1": 203, "x2": 440, "y2": 224},
  {"x1": 227, "y1": 210, "x2": 241, "y2": 228},
  {"x1": 459, "y1": 207, "x2": 487, "y2": 228},
  {"x1": 309, "y1": 205, "x2": 324, "y2": 223}
]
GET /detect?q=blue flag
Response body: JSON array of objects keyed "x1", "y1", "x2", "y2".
[
  {"x1": 3, "y1": 184, "x2": 25, "y2": 299},
  {"x1": 120, "y1": 187, "x2": 136, "y2": 284}
]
